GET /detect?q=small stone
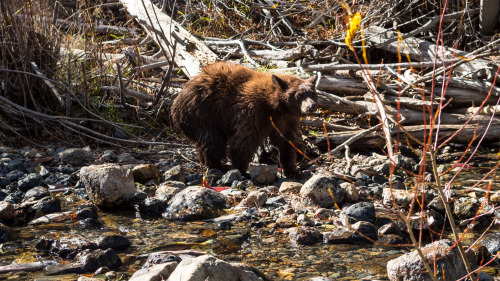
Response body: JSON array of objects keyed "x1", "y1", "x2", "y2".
[
  {"x1": 243, "y1": 191, "x2": 267, "y2": 207},
  {"x1": 0, "y1": 223, "x2": 15, "y2": 242},
  {"x1": 163, "y1": 165, "x2": 186, "y2": 183},
  {"x1": 300, "y1": 174, "x2": 345, "y2": 208},
  {"x1": 490, "y1": 190, "x2": 500, "y2": 203},
  {"x1": 453, "y1": 197, "x2": 479, "y2": 219},
  {"x1": 18, "y1": 173, "x2": 42, "y2": 191},
  {"x1": 129, "y1": 262, "x2": 178, "y2": 281},
  {"x1": 279, "y1": 182, "x2": 302, "y2": 194},
  {"x1": 265, "y1": 196, "x2": 287, "y2": 207},
  {"x1": 323, "y1": 221, "x2": 377, "y2": 244},
  {"x1": 286, "y1": 226, "x2": 322, "y2": 245},
  {"x1": 276, "y1": 214, "x2": 297, "y2": 228},
  {"x1": 55, "y1": 147, "x2": 93, "y2": 165},
  {"x1": 248, "y1": 164, "x2": 278, "y2": 185},
  {"x1": 75, "y1": 208, "x2": 97, "y2": 220},
  {"x1": 297, "y1": 214, "x2": 314, "y2": 226},
  {"x1": 132, "y1": 164, "x2": 160, "y2": 183},
  {"x1": 339, "y1": 182, "x2": 359, "y2": 202},
  {"x1": 31, "y1": 196, "x2": 61, "y2": 215},
  {"x1": 76, "y1": 248, "x2": 122, "y2": 272},
  {"x1": 95, "y1": 234, "x2": 131, "y2": 251},
  {"x1": 219, "y1": 169, "x2": 242, "y2": 186},
  {"x1": 382, "y1": 188, "x2": 431, "y2": 207},
  {"x1": 162, "y1": 186, "x2": 227, "y2": 220},
  {"x1": 137, "y1": 198, "x2": 166, "y2": 217},
  {"x1": 341, "y1": 202, "x2": 375, "y2": 224},
  {"x1": 0, "y1": 177, "x2": 10, "y2": 188},
  {"x1": 24, "y1": 186, "x2": 50, "y2": 200},
  {"x1": 0, "y1": 201, "x2": 14, "y2": 220},
  {"x1": 314, "y1": 208, "x2": 335, "y2": 220},
  {"x1": 155, "y1": 185, "x2": 182, "y2": 202}
]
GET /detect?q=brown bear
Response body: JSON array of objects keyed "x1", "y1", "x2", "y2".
[{"x1": 171, "y1": 62, "x2": 317, "y2": 177}]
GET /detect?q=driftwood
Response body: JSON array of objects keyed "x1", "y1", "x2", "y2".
[{"x1": 119, "y1": 0, "x2": 218, "y2": 78}]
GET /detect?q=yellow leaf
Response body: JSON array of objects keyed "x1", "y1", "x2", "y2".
[
  {"x1": 345, "y1": 12, "x2": 362, "y2": 51},
  {"x1": 271, "y1": 3, "x2": 278, "y2": 8}
]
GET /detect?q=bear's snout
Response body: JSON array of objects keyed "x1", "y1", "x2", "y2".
[{"x1": 301, "y1": 97, "x2": 317, "y2": 114}]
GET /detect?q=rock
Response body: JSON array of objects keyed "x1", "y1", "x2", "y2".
[
  {"x1": 143, "y1": 253, "x2": 182, "y2": 268},
  {"x1": 323, "y1": 221, "x2": 377, "y2": 244},
  {"x1": 129, "y1": 262, "x2": 178, "y2": 281},
  {"x1": 79, "y1": 218, "x2": 104, "y2": 229},
  {"x1": 155, "y1": 185, "x2": 182, "y2": 202},
  {"x1": 300, "y1": 174, "x2": 344, "y2": 208},
  {"x1": 219, "y1": 169, "x2": 242, "y2": 186},
  {"x1": 266, "y1": 196, "x2": 287, "y2": 207},
  {"x1": 4, "y1": 190, "x2": 23, "y2": 204},
  {"x1": 490, "y1": 190, "x2": 500, "y2": 203},
  {"x1": 297, "y1": 213, "x2": 314, "y2": 226},
  {"x1": 46, "y1": 263, "x2": 86, "y2": 275},
  {"x1": 75, "y1": 248, "x2": 122, "y2": 272},
  {"x1": 36, "y1": 234, "x2": 96, "y2": 258},
  {"x1": 95, "y1": 234, "x2": 131, "y2": 251},
  {"x1": 132, "y1": 164, "x2": 160, "y2": 183},
  {"x1": 44, "y1": 173, "x2": 78, "y2": 187},
  {"x1": 138, "y1": 198, "x2": 167, "y2": 217},
  {"x1": 339, "y1": 182, "x2": 359, "y2": 202},
  {"x1": 79, "y1": 164, "x2": 137, "y2": 208},
  {"x1": 101, "y1": 150, "x2": 117, "y2": 162},
  {"x1": 341, "y1": 202, "x2": 375, "y2": 224},
  {"x1": 18, "y1": 173, "x2": 42, "y2": 191},
  {"x1": 377, "y1": 234, "x2": 406, "y2": 245},
  {"x1": 314, "y1": 208, "x2": 336, "y2": 220},
  {"x1": 428, "y1": 197, "x2": 446, "y2": 213},
  {"x1": 31, "y1": 196, "x2": 61, "y2": 215},
  {"x1": 6, "y1": 169, "x2": 25, "y2": 181},
  {"x1": 0, "y1": 201, "x2": 14, "y2": 220},
  {"x1": 163, "y1": 165, "x2": 186, "y2": 183},
  {"x1": 409, "y1": 210, "x2": 444, "y2": 235},
  {"x1": 4, "y1": 159, "x2": 24, "y2": 173},
  {"x1": 243, "y1": 191, "x2": 267, "y2": 207},
  {"x1": 286, "y1": 226, "x2": 322, "y2": 245},
  {"x1": 162, "y1": 186, "x2": 227, "y2": 220},
  {"x1": 75, "y1": 207, "x2": 97, "y2": 220},
  {"x1": 387, "y1": 239, "x2": 468, "y2": 281},
  {"x1": 382, "y1": 188, "x2": 431, "y2": 207},
  {"x1": 248, "y1": 164, "x2": 277, "y2": 185},
  {"x1": 476, "y1": 233, "x2": 500, "y2": 264},
  {"x1": 279, "y1": 182, "x2": 302, "y2": 194},
  {"x1": 0, "y1": 177, "x2": 10, "y2": 188},
  {"x1": 276, "y1": 214, "x2": 297, "y2": 228},
  {"x1": 24, "y1": 186, "x2": 50, "y2": 200},
  {"x1": 0, "y1": 223, "x2": 15, "y2": 242},
  {"x1": 166, "y1": 255, "x2": 264, "y2": 281},
  {"x1": 55, "y1": 147, "x2": 92, "y2": 165},
  {"x1": 308, "y1": 278, "x2": 336, "y2": 281},
  {"x1": 453, "y1": 197, "x2": 479, "y2": 219}
]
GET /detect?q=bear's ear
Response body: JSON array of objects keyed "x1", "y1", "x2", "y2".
[
  {"x1": 306, "y1": 75, "x2": 317, "y2": 86},
  {"x1": 271, "y1": 75, "x2": 288, "y2": 91}
]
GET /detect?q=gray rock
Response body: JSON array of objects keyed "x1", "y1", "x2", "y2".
[
  {"x1": 477, "y1": 233, "x2": 500, "y2": 264},
  {"x1": 24, "y1": 186, "x2": 50, "y2": 200},
  {"x1": 37, "y1": 166, "x2": 50, "y2": 178},
  {"x1": 243, "y1": 191, "x2": 267, "y2": 207},
  {"x1": 314, "y1": 208, "x2": 336, "y2": 220},
  {"x1": 266, "y1": 196, "x2": 287, "y2": 207},
  {"x1": 219, "y1": 169, "x2": 242, "y2": 186},
  {"x1": 279, "y1": 181, "x2": 302, "y2": 194},
  {"x1": 248, "y1": 164, "x2": 277, "y2": 185},
  {"x1": 18, "y1": 173, "x2": 42, "y2": 191},
  {"x1": 163, "y1": 165, "x2": 186, "y2": 183},
  {"x1": 79, "y1": 164, "x2": 137, "y2": 209},
  {"x1": 166, "y1": 255, "x2": 264, "y2": 281},
  {"x1": 428, "y1": 197, "x2": 446, "y2": 213},
  {"x1": 286, "y1": 226, "x2": 322, "y2": 245},
  {"x1": 46, "y1": 263, "x2": 86, "y2": 275},
  {"x1": 75, "y1": 248, "x2": 122, "y2": 272},
  {"x1": 31, "y1": 196, "x2": 61, "y2": 215},
  {"x1": 341, "y1": 202, "x2": 375, "y2": 223},
  {"x1": 453, "y1": 197, "x2": 479, "y2": 219},
  {"x1": 6, "y1": 170, "x2": 25, "y2": 181},
  {"x1": 56, "y1": 147, "x2": 93, "y2": 165},
  {"x1": 162, "y1": 186, "x2": 227, "y2": 220},
  {"x1": 300, "y1": 174, "x2": 344, "y2": 208},
  {"x1": 297, "y1": 213, "x2": 314, "y2": 226},
  {"x1": 101, "y1": 150, "x2": 117, "y2": 162},
  {"x1": 4, "y1": 159, "x2": 24, "y2": 173},
  {"x1": 0, "y1": 201, "x2": 14, "y2": 220},
  {"x1": 155, "y1": 185, "x2": 182, "y2": 202},
  {"x1": 132, "y1": 164, "x2": 160, "y2": 183},
  {"x1": 387, "y1": 239, "x2": 468, "y2": 281},
  {"x1": 323, "y1": 221, "x2": 377, "y2": 244},
  {"x1": 143, "y1": 253, "x2": 181, "y2": 268},
  {"x1": 95, "y1": 234, "x2": 131, "y2": 251},
  {"x1": 138, "y1": 198, "x2": 167, "y2": 217},
  {"x1": 0, "y1": 177, "x2": 10, "y2": 188},
  {"x1": 129, "y1": 262, "x2": 178, "y2": 281},
  {"x1": 36, "y1": 234, "x2": 97, "y2": 258},
  {"x1": 382, "y1": 188, "x2": 431, "y2": 207}
]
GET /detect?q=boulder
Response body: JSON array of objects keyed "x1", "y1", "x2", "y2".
[
  {"x1": 162, "y1": 186, "x2": 227, "y2": 220},
  {"x1": 300, "y1": 174, "x2": 344, "y2": 208},
  {"x1": 248, "y1": 164, "x2": 277, "y2": 185}
]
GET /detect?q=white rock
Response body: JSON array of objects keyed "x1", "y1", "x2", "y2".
[
  {"x1": 79, "y1": 164, "x2": 137, "y2": 208},
  {"x1": 129, "y1": 262, "x2": 178, "y2": 281}
]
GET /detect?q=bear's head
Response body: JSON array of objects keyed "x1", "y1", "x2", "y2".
[{"x1": 272, "y1": 74, "x2": 318, "y2": 115}]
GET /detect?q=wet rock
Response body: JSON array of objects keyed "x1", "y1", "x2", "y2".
[
  {"x1": 162, "y1": 186, "x2": 227, "y2": 220},
  {"x1": 24, "y1": 186, "x2": 50, "y2": 200},
  {"x1": 314, "y1": 208, "x2": 336, "y2": 220},
  {"x1": 155, "y1": 185, "x2": 182, "y2": 202},
  {"x1": 129, "y1": 261, "x2": 178, "y2": 281},
  {"x1": 132, "y1": 164, "x2": 160, "y2": 183},
  {"x1": 387, "y1": 239, "x2": 468, "y2": 281},
  {"x1": 382, "y1": 188, "x2": 431, "y2": 207},
  {"x1": 167, "y1": 255, "x2": 264, "y2": 281},
  {"x1": 4, "y1": 190, "x2": 23, "y2": 204},
  {"x1": 28, "y1": 211, "x2": 72, "y2": 225},
  {"x1": 308, "y1": 278, "x2": 336, "y2": 281},
  {"x1": 377, "y1": 234, "x2": 406, "y2": 245},
  {"x1": 0, "y1": 223, "x2": 15, "y2": 242},
  {"x1": 300, "y1": 174, "x2": 344, "y2": 208},
  {"x1": 248, "y1": 164, "x2": 277, "y2": 185},
  {"x1": 0, "y1": 201, "x2": 14, "y2": 220},
  {"x1": 6, "y1": 170, "x2": 24, "y2": 181},
  {"x1": 219, "y1": 169, "x2": 242, "y2": 186},
  {"x1": 163, "y1": 165, "x2": 186, "y2": 183},
  {"x1": 43, "y1": 173, "x2": 77, "y2": 186},
  {"x1": 287, "y1": 226, "x2": 322, "y2": 245},
  {"x1": 339, "y1": 182, "x2": 359, "y2": 202},
  {"x1": 243, "y1": 191, "x2": 267, "y2": 208},
  {"x1": 453, "y1": 197, "x2": 479, "y2": 219},
  {"x1": 79, "y1": 164, "x2": 137, "y2": 208},
  {"x1": 36, "y1": 234, "x2": 97, "y2": 258},
  {"x1": 75, "y1": 248, "x2": 122, "y2": 272},
  {"x1": 4, "y1": 159, "x2": 25, "y2": 173},
  {"x1": 55, "y1": 147, "x2": 92, "y2": 165},
  {"x1": 341, "y1": 202, "x2": 375, "y2": 224},
  {"x1": 276, "y1": 214, "x2": 297, "y2": 228},
  {"x1": 45, "y1": 263, "x2": 86, "y2": 275},
  {"x1": 279, "y1": 181, "x2": 302, "y2": 194},
  {"x1": 95, "y1": 234, "x2": 131, "y2": 251},
  {"x1": 79, "y1": 218, "x2": 104, "y2": 229},
  {"x1": 18, "y1": 173, "x2": 42, "y2": 191},
  {"x1": 138, "y1": 198, "x2": 167, "y2": 217},
  {"x1": 323, "y1": 221, "x2": 377, "y2": 244},
  {"x1": 297, "y1": 213, "x2": 314, "y2": 226},
  {"x1": 75, "y1": 207, "x2": 97, "y2": 220},
  {"x1": 30, "y1": 196, "x2": 61, "y2": 216},
  {"x1": 0, "y1": 177, "x2": 10, "y2": 188}
]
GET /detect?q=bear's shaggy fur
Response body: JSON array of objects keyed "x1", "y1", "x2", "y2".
[{"x1": 171, "y1": 62, "x2": 317, "y2": 176}]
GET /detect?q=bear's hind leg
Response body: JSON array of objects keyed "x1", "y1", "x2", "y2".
[
  {"x1": 228, "y1": 138, "x2": 260, "y2": 175},
  {"x1": 195, "y1": 131, "x2": 227, "y2": 171}
]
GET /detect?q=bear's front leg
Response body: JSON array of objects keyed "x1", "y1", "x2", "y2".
[{"x1": 270, "y1": 131, "x2": 298, "y2": 177}]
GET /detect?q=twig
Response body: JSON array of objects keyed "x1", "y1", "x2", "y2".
[{"x1": 30, "y1": 62, "x2": 64, "y2": 106}]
